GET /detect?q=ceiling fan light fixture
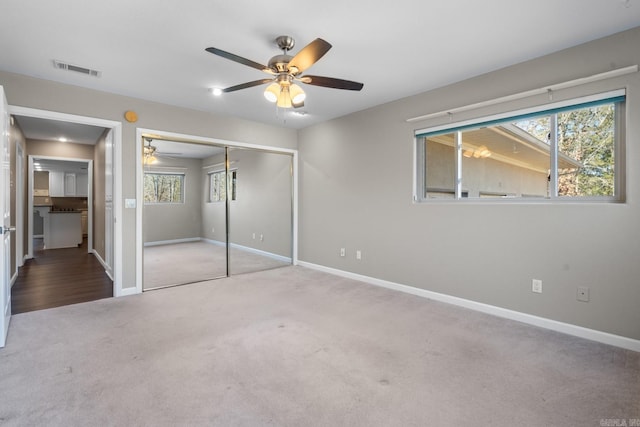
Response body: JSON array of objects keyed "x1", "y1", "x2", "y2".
[
  {"x1": 143, "y1": 146, "x2": 157, "y2": 160},
  {"x1": 290, "y1": 84, "x2": 306, "y2": 104},
  {"x1": 143, "y1": 154, "x2": 157, "y2": 165},
  {"x1": 264, "y1": 83, "x2": 280, "y2": 103},
  {"x1": 276, "y1": 85, "x2": 292, "y2": 108},
  {"x1": 206, "y1": 36, "x2": 363, "y2": 111}
]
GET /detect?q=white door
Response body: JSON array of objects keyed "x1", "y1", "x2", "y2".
[
  {"x1": 0, "y1": 86, "x2": 12, "y2": 348},
  {"x1": 104, "y1": 129, "x2": 113, "y2": 276}
]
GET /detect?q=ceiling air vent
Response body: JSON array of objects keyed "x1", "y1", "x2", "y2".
[{"x1": 53, "y1": 60, "x2": 101, "y2": 77}]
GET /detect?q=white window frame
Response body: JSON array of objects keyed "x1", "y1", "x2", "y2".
[
  {"x1": 208, "y1": 169, "x2": 237, "y2": 203},
  {"x1": 414, "y1": 89, "x2": 625, "y2": 203}
]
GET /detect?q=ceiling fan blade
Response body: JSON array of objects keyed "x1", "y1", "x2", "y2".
[
  {"x1": 223, "y1": 79, "x2": 274, "y2": 93},
  {"x1": 288, "y1": 38, "x2": 332, "y2": 74},
  {"x1": 300, "y1": 75, "x2": 364, "y2": 91},
  {"x1": 205, "y1": 47, "x2": 272, "y2": 73}
]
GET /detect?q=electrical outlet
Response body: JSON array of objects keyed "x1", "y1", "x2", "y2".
[
  {"x1": 260, "y1": 234, "x2": 264, "y2": 242},
  {"x1": 252, "y1": 233, "x2": 255, "y2": 240},
  {"x1": 577, "y1": 286, "x2": 590, "y2": 302},
  {"x1": 340, "y1": 248, "x2": 346, "y2": 257},
  {"x1": 532, "y1": 279, "x2": 542, "y2": 293},
  {"x1": 356, "y1": 250, "x2": 362, "y2": 260}
]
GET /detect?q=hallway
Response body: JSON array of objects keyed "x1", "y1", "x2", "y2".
[{"x1": 11, "y1": 239, "x2": 113, "y2": 314}]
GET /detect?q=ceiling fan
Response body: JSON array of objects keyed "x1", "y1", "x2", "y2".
[
  {"x1": 143, "y1": 138, "x2": 181, "y2": 165},
  {"x1": 205, "y1": 35, "x2": 364, "y2": 108}
]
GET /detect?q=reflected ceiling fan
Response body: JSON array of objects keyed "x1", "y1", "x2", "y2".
[
  {"x1": 205, "y1": 35, "x2": 364, "y2": 108},
  {"x1": 143, "y1": 138, "x2": 181, "y2": 165}
]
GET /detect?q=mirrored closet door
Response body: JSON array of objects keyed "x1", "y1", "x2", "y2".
[{"x1": 142, "y1": 139, "x2": 293, "y2": 291}]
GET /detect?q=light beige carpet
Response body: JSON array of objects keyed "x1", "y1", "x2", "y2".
[
  {"x1": 1, "y1": 266, "x2": 638, "y2": 426},
  {"x1": 143, "y1": 241, "x2": 290, "y2": 289}
]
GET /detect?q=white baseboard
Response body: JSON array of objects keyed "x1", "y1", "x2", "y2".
[
  {"x1": 298, "y1": 261, "x2": 640, "y2": 352},
  {"x1": 201, "y1": 238, "x2": 292, "y2": 263},
  {"x1": 91, "y1": 249, "x2": 113, "y2": 281},
  {"x1": 144, "y1": 237, "x2": 201, "y2": 247},
  {"x1": 10, "y1": 270, "x2": 17, "y2": 288},
  {"x1": 116, "y1": 286, "x2": 139, "y2": 297},
  {"x1": 143, "y1": 237, "x2": 291, "y2": 263},
  {"x1": 201, "y1": 238, "x2": 225, "y2": 247}
]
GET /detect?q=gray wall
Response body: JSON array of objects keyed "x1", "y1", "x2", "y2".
[
  {"x1": 228, "y1": 149, "x2": 292, "y2": 258},
  {"x1": 33, "y1": 171, "x2": 48, "y2": 189},
  {"x1": 298, "y1": 26, "x2": 640, "y2": 341},
  {"x1": 201, "y1": 149, "x2": 293, "y2": 258},
  {"x1": 144, "y1": 157, "x2": 203, "y2": 243},
  {"x1": 26, "y1": 139, "x2": 94, "y2": 159},
  {"x1": 0, "y1": 70, "x2": 297, "y2": 290}
]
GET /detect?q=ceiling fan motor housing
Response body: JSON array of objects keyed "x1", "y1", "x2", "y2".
[
  {"x1": 275, "y1": 35, "x2": 295, "y2": 52},
  {"x1": 268, "y1": 54, "x2": 294, "y2": 74}
]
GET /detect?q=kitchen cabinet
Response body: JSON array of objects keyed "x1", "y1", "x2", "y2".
[
  {"x1": 32, "y1": 207, "x2": 82, "y2": 249},
  {"x1": 49, "y1": 171, "x2": 65, "y2": 197},
  {"x1": 48, "y1": 171, "x2": 88, "y2": 197},
  {"x1": 64, "y1": 173, "x2": 76, "y2": 196},
  {"x1": 48, "y1": 211, "x2": 82, "y2": 249}
]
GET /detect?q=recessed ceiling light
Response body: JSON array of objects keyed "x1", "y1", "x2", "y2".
[
  {"x1": 58, "y1": 137, "x2": 67, "y2": 142},
  {"x1": 209, "y1": 87, "x2": 223, "y2": 96}
]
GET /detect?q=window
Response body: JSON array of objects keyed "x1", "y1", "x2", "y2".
[
  {"x1": 209, "y1": 170, "x2": 237, "y2": 202},
  {"x1": 415, "y1": 91, "x2": 624, "y2": 201},
  {"x1": 144, "y1": 172, "x2": 184, "y2": 203}
]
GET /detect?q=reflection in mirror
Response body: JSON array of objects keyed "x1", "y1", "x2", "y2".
[
  {"x1": 228, "y1": 147, "x2": 293, "y2": 275},
  {"x1": 142, "y1": 138, "x2": 294, "y2": 291},
  {"x1": 425, "y1": 133, "x2": 457, "y2": 199},
  {"x1": 142, "y1": 139, "x2": 227, "y2": 290},
  {"x1": 459, "y1": 124, "x2": 551, "y2": 199}
]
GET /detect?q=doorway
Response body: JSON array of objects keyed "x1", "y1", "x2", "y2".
[
  {"x1": 28, "y1": 156, "x2": 93, "y2": 256},
  {"x1": 7, "y1": 107, "x2": 123, "y2": 300},
  {"x1": 137, "y1": 130, "x2": 297, "y2": 292}
]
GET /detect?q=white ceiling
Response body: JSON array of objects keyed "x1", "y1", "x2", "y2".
[
  {"x1": 13, "y1": 116, "x2": 107, "y2": 144},
  {"x1": 1, "y1": 0, "x2": 640, "y2": 131},
  {"x1": 34, "y1": 159, "x2": 89, "y2": 173},
  {"x1": 146, "y1": 138, "x2": 224, "y2": 159}
]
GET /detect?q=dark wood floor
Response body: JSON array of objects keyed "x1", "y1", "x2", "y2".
[{"x1": 11, "y1": 238, "x2": 113, "y2": 314}]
